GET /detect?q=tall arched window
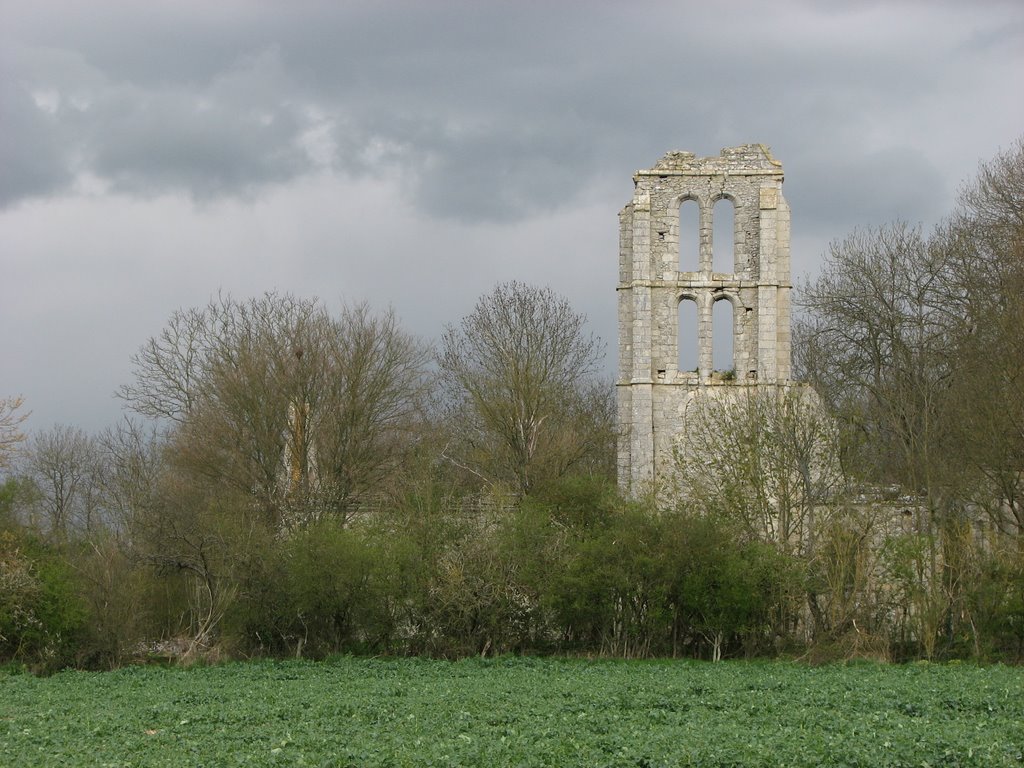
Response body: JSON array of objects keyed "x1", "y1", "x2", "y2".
[
  {"x1": 678, "y1": 298, "x2": 698, "y2": 372},
  {"x1": 712, "y1": 297, "x2": 734, "y2": 373},
  {"x1": 712, "y1": 197, "x2": 735, "y2": 274},
  {"x1": 678, "y1": 199, "x2": 699, "y2": 272}
]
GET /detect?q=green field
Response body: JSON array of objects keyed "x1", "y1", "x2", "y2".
[{"x1": 2, "y1": 657, "x2": 1022, "y2": 767}]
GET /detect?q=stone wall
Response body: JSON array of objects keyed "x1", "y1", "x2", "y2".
[{"x1": 617, "y1": 145, "x2": 794, "y2": 494}]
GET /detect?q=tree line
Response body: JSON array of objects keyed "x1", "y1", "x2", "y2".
[{"x1": 2, "y1": 138, "x2": 1022, "y2": 671}]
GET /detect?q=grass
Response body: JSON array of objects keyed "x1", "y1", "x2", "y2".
[{"x1": 1, "y1": 657, "x2": 1022, "y2": 767}]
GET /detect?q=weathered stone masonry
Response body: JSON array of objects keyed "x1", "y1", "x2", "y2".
[{"x1": 617, "y1": 145, "x2": 794, "y2": 494}]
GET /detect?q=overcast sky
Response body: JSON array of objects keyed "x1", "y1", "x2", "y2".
[{"x1": 2, "y1": 0, "x2": 1022, "y2": 435}]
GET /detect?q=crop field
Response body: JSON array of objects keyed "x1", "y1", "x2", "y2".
[{"x1": 1, "y1": 658, "x2": 1022, "y2": 767}]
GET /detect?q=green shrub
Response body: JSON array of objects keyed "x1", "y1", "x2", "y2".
[
  {"x1": 0, "y1": 531, "x2": 87, "y2": 672},
  {"x1": 234, "y1": 522, "x2": 396, "y2": 658}
]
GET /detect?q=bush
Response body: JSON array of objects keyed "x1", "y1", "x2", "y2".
[
  {"x1": 233, "y1": 521, "x2": 396, "y2": 658},
  {"x1": 70, "y1": 534, "x2": 151, "y2": 669},
  {"x1": 0, "y1": 530, "x2": 88, "y2": 672},
  {"x1": 658, "y1": 513, "x2": 803, "y2": 660},
  {"x1": 964, "y1": 546, "x2": 1024, "y2": 662}
]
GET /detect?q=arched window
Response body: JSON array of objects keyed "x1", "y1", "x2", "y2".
[
  {"x1": 678, "y1": 199, "x2": 699, "y2": 272},
  {"x1": 712, "y1": 197, "x2": 735, "y2": 274},
  {"x1": 712, "y1": 297, "x2": 734, "y2": 373},
  {"x1": 678, "y1": 297, "x2": 698, "y2": 372}
]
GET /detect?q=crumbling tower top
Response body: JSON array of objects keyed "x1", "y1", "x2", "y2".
[{"x1": 639, "y1": 144, "x2": 783, "y2": 177}]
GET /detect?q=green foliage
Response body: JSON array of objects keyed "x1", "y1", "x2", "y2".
[
  {"x1": 230, "y1": 521, "x2": 396, "y2": 658},
  {"x1": 494, "y1": 484, "x2": 799, "y2": 661},
  {"x1": 661, "y1": 514, "x2": 798, "y2": 659},
  {"x1": 0, "y1": 531, "x2": 88, "y2": 672},
  {"x1": 70, "y1": 534, "x2": 152, "y2": 669},
  {"x1": 963, "y1": 546, "x2": 1024, "y2": 661},
  {"x1": 0, "y1": 478, "x2": 18, "y2": 529},
  {"x1": 282, "y1": 522, "x2": 396, "y2": 654},
  {"x1": 522, "y1": 474, "x2": 619, "y2": 531},
  {"x1": 4, "y1": 452, "x2": 1022, "y2": 666},
  {"x1": 548, "y1": 505, "x2": 669, "y2": 657},
  {"x1": 2, "y1": 657, "x2": 1022, "y2": 767}
]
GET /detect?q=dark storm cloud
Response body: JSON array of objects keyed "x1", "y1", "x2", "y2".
[
  {"x1": 0, "y1": 2, "x2": 764, "y2": 215},
  {"x1": 84, "y1": 49, "x2": 314, "y2": 199},
  {"x1": 1, "y1": 39, "x2": 317, "y2": 203},
  {"x1": 0, "y1": 75, "x2": 73, "y2": 206},
  {"x1": 3, "y1": 0, "x2": 1023, "y2": 435},
  {"x1": 787, "y1": 148, "x2": 949, "y2": 237},
  {"x1": 1, "y1": 0, "x2": 1021, "y2": 227}
]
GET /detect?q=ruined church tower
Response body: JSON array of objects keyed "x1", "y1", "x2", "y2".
[{"x1": 617, "y1": 145, "x2": 793, "y2": 494}]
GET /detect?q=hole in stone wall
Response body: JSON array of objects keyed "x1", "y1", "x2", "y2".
[
  {"x1": 678, "y1": 200, "x2": 699, "y2": 272},
  {"x1": 712, "y1": 198, "x2": 735, "y2": 274},
  {"x1": 713, "y1": 297, "x2": 734, "y2": 373},
  {"x1": 678, "y1": 298, "x2": 698, "y2": 372}
]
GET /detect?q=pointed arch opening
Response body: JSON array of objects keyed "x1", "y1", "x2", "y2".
[
  {"x1": 712, "y1": 296, "x2": 734, "y2": 374},
  {"x1": 678, "y1": 199, "x2": 699, "y2": 272},
  {"x1": 677, "y1": 297, "x2": 698, "y2": 373},
  {"x1": 712, "y1": 197, "x2": 735, "y2": 274}
]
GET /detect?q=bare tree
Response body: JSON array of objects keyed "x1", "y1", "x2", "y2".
[
  {"x1": 121, "y1": 292, "x2": 431, "y2": 528},
  {"x1": 118, "y1": 307, "x2": 209, "y2": 424},
  {"x1": 95, "y1": 418, "x2": 165, "y2": 535},
  {"x1": 958, "y1": 136, "x2": 1024, "y2": 247},
  {"x1": 673, "y1": 386, "x2": 844, "y2": 557},
  {"x1": 792, "y1": 137, "x2": 1024, "y2": 656},
  {"x1": 795, "y1": 139, "x2": 1024, "y2": 519},
  {"x1": 313, "y1": 303, "x2": 433, "y2": 523},
  {"x1": 21, "y1": 424, "x2": 103, "y2": 538},
  {"x1": 795, "y1": 223, "x2": 957, "y2": 497},
  {"x1": 127, "y1": 467, "x2": 255, "y2": 660},
  {"x1": 439, "y1": 282, "x2": 613, "y2": 496},
  {"x1": 938, "y1": 138, "x2": 1024, "y2": 536},
  {"x1": 165, "y1": 293, "x2": 330, "y2": 527},
  {"x1": 0, "y1": 396, "x2": 29, "y2": 470}
]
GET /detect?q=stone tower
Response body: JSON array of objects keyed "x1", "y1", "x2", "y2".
[{"x1": 617, "y1": 144, "x2": 793, "y2": 494}]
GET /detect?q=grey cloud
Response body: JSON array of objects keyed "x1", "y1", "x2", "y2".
[
  {"x1": 85, "y1": 71, "x2": 314, "y2": 199},
  {"x1": 0, "y1": 79, "x2": 74, "y2": 205},
  {"x1": 409, "y1": 127, "x2": 599, "y2": 222},
  {"x1": 88, "y1": 104, "x2": 310, "y2": 200},
  {"x1": 0, "y1": 0, "x2": 1021, "y2": 226},
  {"x1": 5, "y1": 2, "x2": 270, "y2": 88},
  {"x1": 787, "y1": 147, "x2": 951, "y2": 237},
  {"x1": 0, "y1": 2, "x2": 672, "y2": 215},
  {"x1": 3, "y1": 0, "x2": 1024, "y2": 437},
  {"x1": 1, "y1": 42, "x2": 318, "y2": 204}
]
